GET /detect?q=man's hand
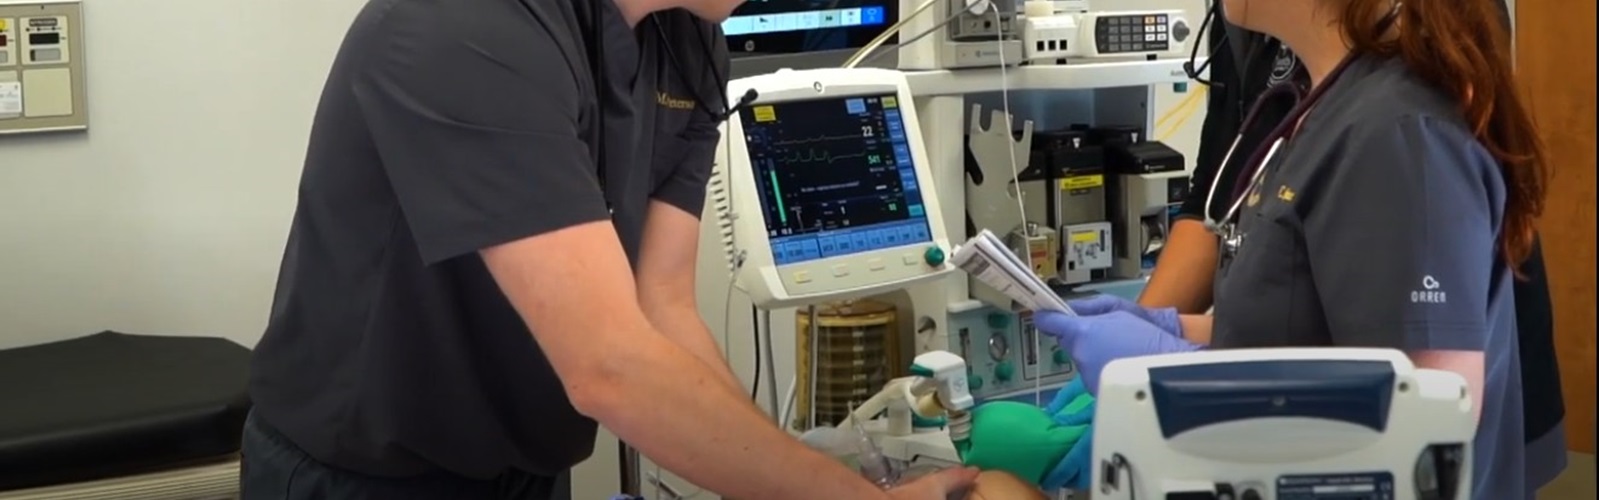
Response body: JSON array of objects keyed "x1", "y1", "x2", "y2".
[
  {"x1": 888, "y1": 467, "x2": 981, "y2": 500},
  {"x1": 483, "y1": 221, "x2": 892, "y2": 500}
]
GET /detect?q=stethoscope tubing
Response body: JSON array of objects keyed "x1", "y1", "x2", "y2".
[
  {"x1": 1200, "y1": 8, "x2": 1403, "y2": 238},
  {"x1": 1199, "y1": 52, "x2": 1363, "y2": 236}
]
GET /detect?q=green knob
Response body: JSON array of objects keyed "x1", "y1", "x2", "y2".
[
  {"x1": 1053, "y1": 349, "x2": 1070, "y2": 365},
  {"x1": 968, "y1": 374, "x2": 985, "y2": 391},
  {"x1": 923, "y1": 246, "x2": 947, "y2": 266},
  {"x1": 985, "y1": 313, "x2": 1011, "y2": 329},
  {"x1": 994, "y1": 361, "x2": 1015, "y2": 382}
]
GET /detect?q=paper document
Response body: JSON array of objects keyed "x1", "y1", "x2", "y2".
[
  {"x1": 0, "y1": 81, "x2": 21, "y2": 117},
  {"x1": 951, "y1": 230, "x2": 1076, "y2": 315}
]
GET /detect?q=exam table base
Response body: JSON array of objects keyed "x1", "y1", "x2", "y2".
[{"x1": 0, "y1": 456, "x2": 239, "y2": 500}]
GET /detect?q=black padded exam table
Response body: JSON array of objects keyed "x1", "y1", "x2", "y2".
[{"x1": 0, "y1": 331, "x2": 251, "y2": 498}]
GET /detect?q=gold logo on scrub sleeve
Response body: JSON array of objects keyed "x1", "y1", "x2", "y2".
[
  {"x1": 1245, "y1": 173, "x2": 1266, "y2": 208},
  {"x1": 1276, "y1": 185, "x2": 1297, "y2": 203},
  {"x1": 656, "y1": 92, "x2": 697, "y2": 110}
]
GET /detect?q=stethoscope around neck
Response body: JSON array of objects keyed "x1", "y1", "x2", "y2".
[
  {"x1": 1200, "y1": 8, "x2": 1403, "y2": 256},
  {"x1": 1198, "y1": 82, "x2": 1304, "y2": 253}
]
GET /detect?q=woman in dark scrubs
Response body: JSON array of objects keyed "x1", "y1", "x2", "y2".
[{"x1": 1035, "y1": 0, "x2": 1549, "y2": 498}]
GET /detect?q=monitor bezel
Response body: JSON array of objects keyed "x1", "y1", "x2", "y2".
[{"x1": 721, "y1": 68, "x2": 953, "y2": 308}]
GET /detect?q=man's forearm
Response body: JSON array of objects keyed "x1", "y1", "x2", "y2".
[
  {"x1": 1140, "y1": 219, "x2": 1221, "y2": 314},
  {"x1": 591, "y1": 331, "x2": 888, "y2": 500},
  {"x1": 646, "y1": 305, "x2": 744, "y2": 394}
]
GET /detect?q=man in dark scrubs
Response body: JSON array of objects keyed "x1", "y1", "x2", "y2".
[
  {"x1": 240, "y1": 0, "x2": 977, "y2": 498},
  {"x1": 1136, "y1": 1, "x2": 1567, "y2": 492}
]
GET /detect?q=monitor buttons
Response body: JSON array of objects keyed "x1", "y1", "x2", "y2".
[
  {"x1": 902, "y1": 254, "x2": 921, "y2": 266},
  {"x1": 868, "y1": 258, "x2": 886, "y2": 271},
  {"x1": 793, "y1": 271, "x2": 813, "y2": 284},
  {"x1": 832, "y1": 265, "x2": 850, "y2": 277}
]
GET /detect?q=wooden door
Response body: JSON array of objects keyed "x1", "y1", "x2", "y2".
[{"x1": 1517, "y1": 0, "x2": 1597, "y2": 453}]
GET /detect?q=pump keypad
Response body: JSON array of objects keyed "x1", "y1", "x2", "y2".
[{"x1": 1095, "y1": 14, "x2": 1170, "y2": 54}]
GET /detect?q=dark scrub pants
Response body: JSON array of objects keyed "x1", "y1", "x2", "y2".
[
  {"x1": 242, "y1": 0, "x2": 727, "y2": 497},
  {"x1": 1209, "y1": 55, "x2": 1527, "y2": 499},
  {"x1": 241, "y1": 414, "x2": 571, "y2": 500}
]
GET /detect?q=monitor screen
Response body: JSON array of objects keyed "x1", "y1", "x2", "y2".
[
  {"x1": 740, "y1": 94, "x2": 933, "y2": 266},
  {"x1": 721, "y1": 0, "x2": 893, "y2": 54}
]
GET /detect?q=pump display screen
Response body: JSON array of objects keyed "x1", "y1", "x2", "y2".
[{"x1": 740, "y1": 94, "x2": 932, "y2": 266}]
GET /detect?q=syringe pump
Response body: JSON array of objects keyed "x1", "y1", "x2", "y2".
[{"x1": 1019, "y1": 1, "x2": 1194, "y2": 63}]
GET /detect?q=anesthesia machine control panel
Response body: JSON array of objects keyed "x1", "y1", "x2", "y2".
[
  {"x1": 0, "y1": 0, "x2": 87, "y2": 134},
  {"x1": 946, "y1": 304, "x2": 1074, "y2": 402},
  {"x1": 715, "y1": 68, "x2": 955, "y2": 309}
]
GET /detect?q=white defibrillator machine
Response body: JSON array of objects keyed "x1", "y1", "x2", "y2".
[
  {"x1": 1093, "y1": 349, "x2": 1476, "y2": 500},
  {"x1": 712, "y1": 68, "x2": 956, "y2": 308}
]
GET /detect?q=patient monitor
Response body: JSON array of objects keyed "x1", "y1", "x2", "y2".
[{"x1": 714, "y1": 68, "x2": 955, "y2": 309}]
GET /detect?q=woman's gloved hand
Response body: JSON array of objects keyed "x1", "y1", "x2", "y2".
[
  {"x1": 1034, "y1": 311, "x2": 1203, "y2": 395},
  {"x1": 1040, "y1": 378, "x2": 1095, "y2": 491},
  {"x1": 1067, "y1": 294, "x2": 1182, "y2": 337}
]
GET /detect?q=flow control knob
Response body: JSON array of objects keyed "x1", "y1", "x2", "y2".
[
  {"x1": 924, "y1": 246, "x2": 946, "y2": 266},
  {"x1": 994, "y1": 361, "x2": 1015, "y2": 382}
]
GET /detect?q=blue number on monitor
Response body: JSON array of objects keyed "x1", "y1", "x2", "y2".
[{"x1": 739, "y1": 94, "x2": 932, "y2": 266}]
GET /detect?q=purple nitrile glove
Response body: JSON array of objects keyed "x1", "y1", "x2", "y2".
[
  {"x1": 1066, "y1": 294, "x2": 1182, "y2": 338},
  {"x1": 1033, "y1": 311, "x2": 1203, "y2": 395}
]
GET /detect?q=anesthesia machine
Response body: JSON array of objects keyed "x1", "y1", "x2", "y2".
[
  {"x1": 676, "y1": 0, "x2": 1217, "y2": 495},
  {"x1": 711, "y1": 67, "x2": 962, "y2": 431}
]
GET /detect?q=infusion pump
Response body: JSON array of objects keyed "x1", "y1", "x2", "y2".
[{"x1": 712, "y1": 68, "x2": 955, "y2": 309}]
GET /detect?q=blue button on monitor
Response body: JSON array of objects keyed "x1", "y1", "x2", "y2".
[
  {"x1": 846, "y1": 98, "x2": 867, "y2": 115},
  {"x1": 820, "y1": 237, "x2": 837, "y2": 254},
  {"x1": 868, "y1": 229, "x2": 886, "y2": 248},
  {"x1": 836, "y1": 236, "x2": 854, "y2": 253},
  {"x1": 894, "y1": 144, "x2": 910, "y2": 158},
  {"x1": 908, "y1": 204, "x2": 925, "y2": 217},
  {"x1": 799, "y1": 239, "x2": 821, "y2": 261},
  {"x1": 884, "y1": 230, "x2": 901, "y2": 245},
  {"x1": 863, "y1": 6, "x2": 885, "y2": 25},
  {"x1": 911, "y1": 224, "x2": 930, "y2": 242},
  {"x1": 896, "y1": 225, "x2": 917, "y2": 243}
]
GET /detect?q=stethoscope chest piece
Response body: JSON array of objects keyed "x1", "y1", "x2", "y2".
[{"x1": 1223, "y1": 227, "x2": 1245, "y2": 255}]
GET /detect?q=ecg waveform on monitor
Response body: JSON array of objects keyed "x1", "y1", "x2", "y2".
[
  {"x1": 781, "y1": 149, "x2": 867, "y2": 164},
  {"x1": 772, "y1": 134, "x2": 865, "y2": 146}
]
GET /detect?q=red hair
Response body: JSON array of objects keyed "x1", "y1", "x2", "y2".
[{"x1": 1338, "y1": 0, "x2": 1549, "y2": 275}]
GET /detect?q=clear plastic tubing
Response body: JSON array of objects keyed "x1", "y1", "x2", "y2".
[{"x1": 847, "y1": 417, "x2": 900, "y2": 488}]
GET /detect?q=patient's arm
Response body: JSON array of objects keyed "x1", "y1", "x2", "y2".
[{"x1": 967, "y1": 470, "x2": 1050, "y2": 500}]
